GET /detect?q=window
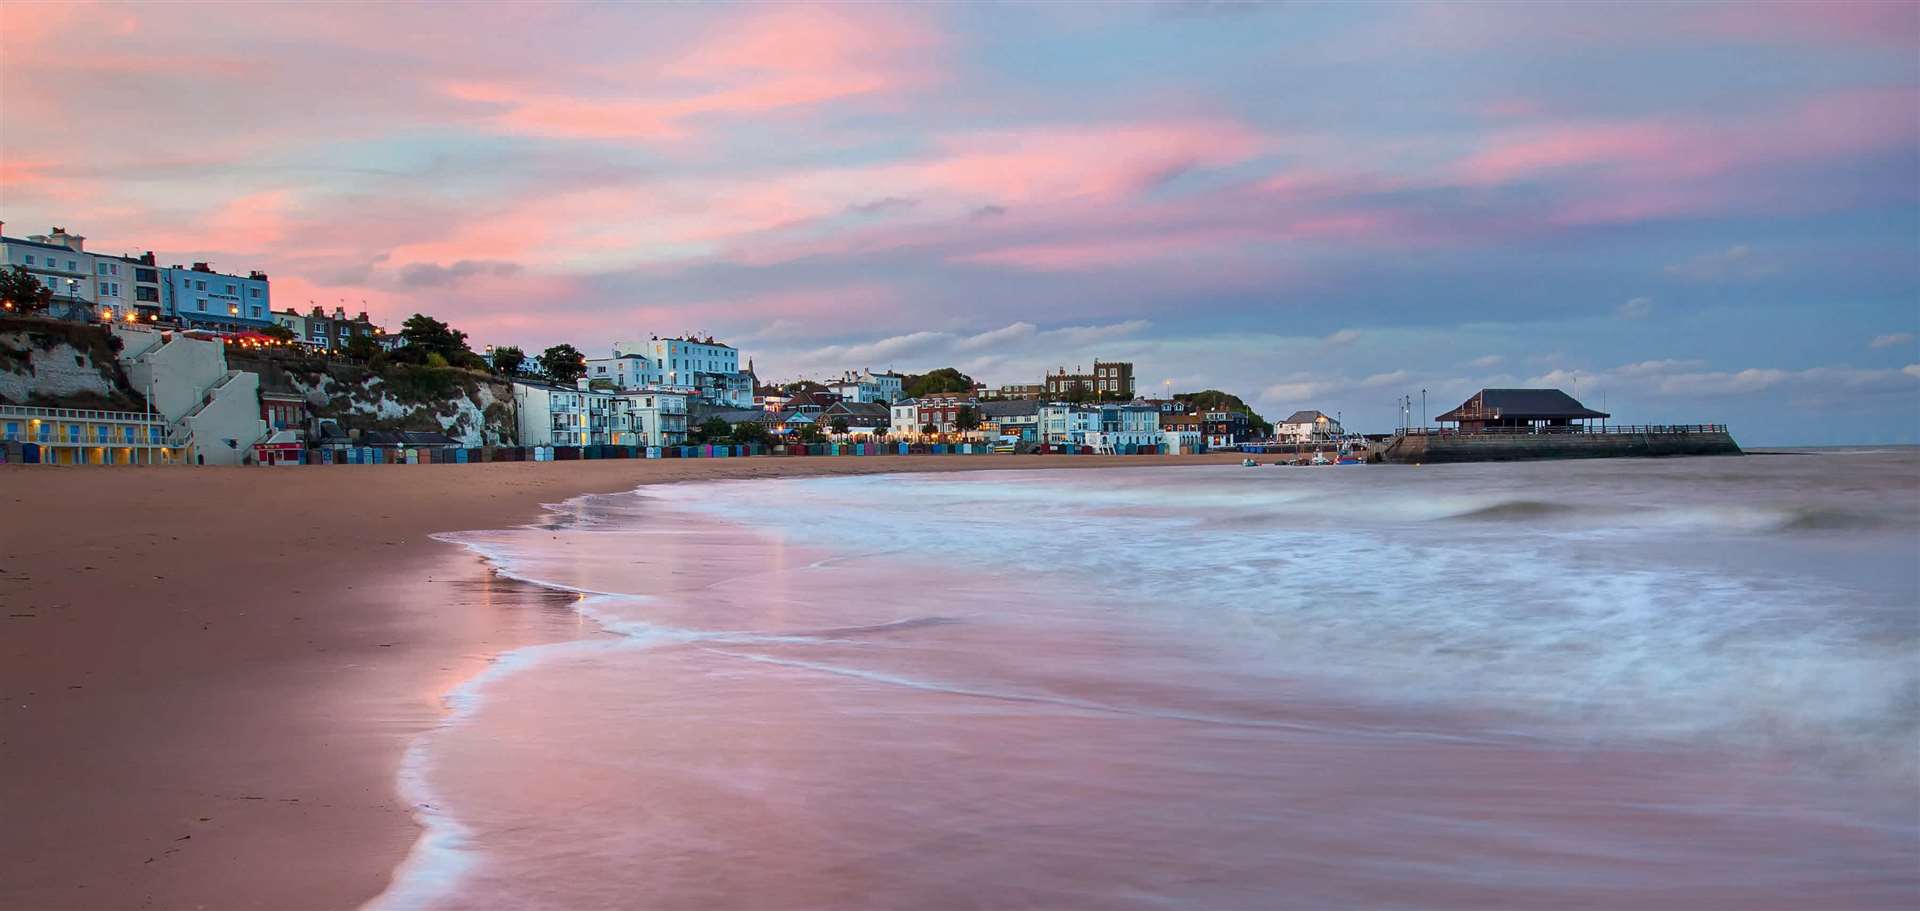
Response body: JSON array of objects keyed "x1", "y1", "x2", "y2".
[
  {"x1": 195, "y1": 280, "x2": 206, "y2": 291},
  {"x1": 97, "y1": 263, "x2": 109, "y2": 275},
  {"x1": 149, "y1": 427, "x2": 162, "y2": 444},
  {"x1": 137, "y1": 287, "x2": 158, "y2": 302},
  {"x1": 97, "y1": 426, "x2": 110, "y2": 443},
  {"x1": 67, "y1": 260, "x2": 77, "y2": 271},
  {"x1": 3, "y1": 423, "x2": 16, "y2": 441},
  {"x1": 196, "y1": 298, "x2": 207, "y2": 312},
  {"x1": 249, "y1": 288, "x2": 260, "y2": 298},
  {"x1": 225, "y1": 284, "x2": 236, "y2": 294},
  {"x1": 123, "y1": 427, "x2": 136, "y2": 443},
  {"x1": 22, "y1": 255, "x2": 32, "y2": 265},
  {"x1": 250, "y1": 306, "x2": 261, "y2": 318}
]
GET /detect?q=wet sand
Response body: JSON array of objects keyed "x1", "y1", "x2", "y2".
[{"x1": 0, "y1": 454, "x2": 1241, "y2": 910}]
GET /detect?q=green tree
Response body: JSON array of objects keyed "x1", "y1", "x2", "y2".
[
  {"x1": 491, "y1": 345, "x2": 526, "y2": 376},
  {"x1": 955, "y1": 405, "x2": 981, "y2": 432},
  {"x1": 903, "y1": 367, "x2": 975, "y2": 398},
  {"x1": 829, "y1": 417, "x2": 850, "y2": 435},
  {"x1": 0, "y1": 266, "x2": 53, "y2": 315},
  {"x1": 261, "y1": 323, "x2": 297, "y2": 345},
  {"x1": 795, "y1": 422, "x2": 825, "y2": 444},
  {"x1": 691, "y1": 416, "x2": 731, "y2": 444},
  {"x1": 1064, "y1": 380, "x2": 1093, "y2": 404},
  {"x1": 400, "y1": 313, "x2": 470, "y2": 358},
  {"x1": 343, "y1": 334, "x2": 381, "y2": 362},
  {"x1": 425, "y1": 351, "x2": 451, "y2": 369},
  {"x1": 921, "y1": 422, "x2": 937, "y2": 436},
  {"x1": 731, "y1": 421, "x2": 770, "y2": 446},
  {"x1": 539, "y1": 344, "x2": 587, "y2": 384}
]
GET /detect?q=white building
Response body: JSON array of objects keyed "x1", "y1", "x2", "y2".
[
  {"x1": 611, "y1": 389, "x2": 690, "y2": 447},
  {"x1": 1276, "y1": 409, "x2": 1343, "y2": 443},
  {"x1": 513, "y1": 381, "x2": 614, "y2": 447},
  {"x1": 828, "y1": 369, "x2": 906, "y2": 404},
  {"x1": 1039, "y1": 403, "x2": 1099, "y2": 444},
  {"x1": 596, "y1": 336, "x2": 753, "y2": 407},
  {"x1": 586, "y1": 352, "x2": 659, "y2": 389},
  {"x1": 114, "y1": 325, "x2": 270, "y2": 465},
  {"x1": 1, "y1": 225, "x2": 100, "y2": 316},
  {"x1": 890, "y1": 399, "x2": 921, "y2": 438}
]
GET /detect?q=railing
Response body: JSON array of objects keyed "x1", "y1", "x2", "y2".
[
  {"x1": 1396, "y1": 424, "x2": 1727, "y2": 438},
  {"x1": 0, "y1": 404, "x2": 167, "y2": 425}
]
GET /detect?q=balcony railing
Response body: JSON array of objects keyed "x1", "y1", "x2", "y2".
[{"x1": 0, "y1": 404, "x2": 167, "y2": 425}]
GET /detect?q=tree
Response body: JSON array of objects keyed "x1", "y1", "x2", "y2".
[
  {"x1": 344, "y1": 334, "x2": 381, "y2": 363},
  {"x1": 0, "y1": 266, "x2": 53, "y2": 315},
  {"x1": 400, "y1": 313, "x2": 470, "y2": 358},
  {"x1": 1174, "y1": 388, "x2": 1269, "y2": 435},
  {"x1": 921, "y1": 422, "x2": 937, "y2": 436},
  {"x1": 539, "y1": 344, "x2": 586, "y2": 384},
  {"x1": 691, "y1": 416, "x2": 731, "y2": 444},
  {"x1": 261, "y1": 323, "x2": 297, "y2": 345},
  {"x1": 830, "y1": 417, "x2": 850, "y2": 435},
  {"x1": 955, "y1": 405, "x2": 981, "y2": 433},
  {"x1": 795, "y1": 422, "x2": 825, "y2": 444},
  {"x1": 491, "y1": 345, "x2": 526, "y2": 376},
  {"x1": 903, "y1": 367, "x2": 975, "y2": 398},
  {"x1": 731, "y1": 421, "x2": 769, "y2": 446},
  {"x1": 1064, "y1": 380, "x2": 1093, "y2": 404}
]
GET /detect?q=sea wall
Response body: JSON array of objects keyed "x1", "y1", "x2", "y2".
[{"x1": 1384, "y1": 430, "x2": 1742, "y2": 464}]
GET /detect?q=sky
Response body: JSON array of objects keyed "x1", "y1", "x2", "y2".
[{"x1": 2, "y1": 0, "x2": 1916, "y2": 444}]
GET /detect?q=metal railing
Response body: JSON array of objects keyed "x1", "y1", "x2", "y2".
[
  {"x1": 1, "y1": 404, "x2": 168, "y2": 426},
  {"x1": 1396, "y1": 424, "x2": 1727, "y2": 438}
]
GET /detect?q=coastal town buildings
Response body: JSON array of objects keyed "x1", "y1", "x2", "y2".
[
  {"x1": 1039, "y1": 403, "x2": 1099, "y2": 443},
  {"x1": 1, "y1": 402, "x2": 179, "y2": 464},
  {"x1": 820, "y1": 400, "x2": 890, "y2": 437},
  {"x1": 1276, "y1": 410, "x2": 1343, "y2": 443},
  {"x1": 592, "y1": 336, "x2": 753, "y2": 407},
  {"x1": 162, "y1": 262, "x2": 271, "y2": 331},
  {"x1": 1, "y1": 225, "x2": 102, "y2": 318},
  {"x1": 827, "y1": 369, "x2": 905, "y2": 404},
  {"x1": 512, "y1": 381, "x2": 614, "y2": 447},
  {"x1": 979, "y1": 399, "x2": 1040, "y2": 441},
  {"x1": 1043, "y1": 360, "x2": 1135, "y2": 399},
  {"x1": 612, "y1": 389, "x2": 691, "y2": 446}
]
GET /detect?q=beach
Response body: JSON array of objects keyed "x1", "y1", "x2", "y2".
[{"x1": 0, "y1": 454, "x2": 1242, "y2": 910}]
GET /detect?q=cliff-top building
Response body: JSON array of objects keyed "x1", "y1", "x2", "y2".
[{"x1": 1043, "y1": 360, "x2": 1135, "y2": 398}]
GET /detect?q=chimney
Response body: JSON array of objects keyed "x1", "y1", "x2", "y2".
[
  {"x1": 48, "y1": 227, "x2": 85, "y2": 252},
  {"x1": 139, "y1": 251, "x2": 155, "y2": 265},
  {"x1": 192, "y1": 262, "x2": 212, "y2": 273}
]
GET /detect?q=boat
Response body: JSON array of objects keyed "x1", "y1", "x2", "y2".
[{"x1": 1241, "y1": 457, "x2": 1258, "y2": 467}]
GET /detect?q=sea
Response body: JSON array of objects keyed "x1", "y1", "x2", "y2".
[{"x1": 371, "y1": 450, "x2": 1920, "y2": 910}]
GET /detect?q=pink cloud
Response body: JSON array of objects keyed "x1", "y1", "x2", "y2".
[
  {"x1": 444, "y1": 5, "x2": 939, "y2": 141},
  {"x1": 913, "y1": 120, "x2": 1266, "y2": 204},
  {"x1": 1457, "y1": 123, "x2": 1696, "y2": 184}
]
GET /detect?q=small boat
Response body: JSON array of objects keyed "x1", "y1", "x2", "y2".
[
  {"x1": 1310, "y1": 452, "x2": 1332, "y2": 465},
  {"x1": 1241, "y1": 457, "x2": 1258, "y2": 467}
]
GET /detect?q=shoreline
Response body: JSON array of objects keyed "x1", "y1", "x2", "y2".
[{"x1": 0, "y1": 454, "x2": 1243, "y2": 910}]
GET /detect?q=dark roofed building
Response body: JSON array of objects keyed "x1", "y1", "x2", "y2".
[{"x1": 1436, "y1": 388, "x2": 1609, "y2": 433}]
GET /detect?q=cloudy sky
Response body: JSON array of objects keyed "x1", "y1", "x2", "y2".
[{"x1": 3, "y1": 1, "x2": 1916, "y2": 443}]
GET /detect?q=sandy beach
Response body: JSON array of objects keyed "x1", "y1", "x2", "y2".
[{"x1": 0, "y1": 454, "x2": 1241, "y2": 911}]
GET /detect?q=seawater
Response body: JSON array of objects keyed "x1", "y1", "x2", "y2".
[{"x1": 371, "y1": 452, "x2": 1920, "y2": 910}]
